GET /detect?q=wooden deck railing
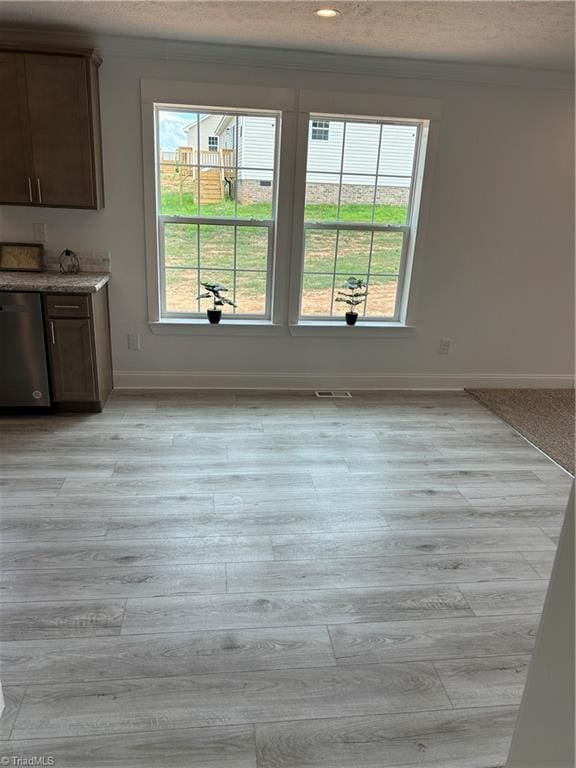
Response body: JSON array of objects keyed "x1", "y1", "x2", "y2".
[{"x1": 160, "y1": 148, "x2": 235, "y2": 179}]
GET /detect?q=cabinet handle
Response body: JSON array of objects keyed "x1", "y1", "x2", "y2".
[
  {"x1": 50, "y1": 320, "x2": 56, "y2": 345},
  {"x1": 36, "y1": 178, "x2": 43, "y2": 204},
  {"x1": 53, "y1": 304, "x2": 80, "y2": 309},
  {"x1": 27, "y1": 177, "x2": 33, "y2": 202}
]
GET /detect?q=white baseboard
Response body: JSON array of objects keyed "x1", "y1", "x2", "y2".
[{"x1": 113, "y1": 371, "x2": 575, "y2": 391}]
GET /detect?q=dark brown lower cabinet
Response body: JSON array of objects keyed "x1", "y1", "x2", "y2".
[
  {"x1": 44, "y1": 286, "x2": 112, "y2": 412},
  {"x1": 48, "y1": 318, "x2": 97, "y2": 402}
]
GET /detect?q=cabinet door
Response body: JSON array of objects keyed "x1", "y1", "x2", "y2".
[
  {"x1": 48, "y1": 318, "x2": 97, "y2": 402},
  {"x1": 25, "y1": 54, "x2": 96, "y2": 208},
  {"x1": 0, "y1": 52, "x2": 35, "y2": 204}
]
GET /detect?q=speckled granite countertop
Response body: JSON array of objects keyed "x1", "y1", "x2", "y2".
[{"x1": 0, "y1": 271, "x2": 110, "y2": 294}]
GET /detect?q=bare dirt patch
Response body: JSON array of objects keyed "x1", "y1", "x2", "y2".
[{"x1": 167, "y1": 282, "x2": 397, "y2": 316}]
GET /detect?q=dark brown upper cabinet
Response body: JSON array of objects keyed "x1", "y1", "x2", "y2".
[{"x1": 0, "y1": 46, "x2": 104, "y2": 209}]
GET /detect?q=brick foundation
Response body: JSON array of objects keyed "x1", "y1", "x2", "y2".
[
  {"x1": 236, "y1": 179, "x2": 409, "y2": 206},
  {"x1": 235, "y1": 180, "x2": 273, "y2": 204},
  {"x1": 306, "y1": 183, "x2": 409, "y2": 206},
  {"x1": 159, "y1": 166, "x2": 410, "y2": 209}
]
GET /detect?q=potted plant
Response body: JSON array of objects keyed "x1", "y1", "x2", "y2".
[
  {"x1": 335, "y1": 277, "x2": 368, "y2": 325},
  {"x1": 197, "y1": 282, "x2": 236, "y2": 324}
]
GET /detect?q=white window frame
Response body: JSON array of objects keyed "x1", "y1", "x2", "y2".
[
  {"x1": 155, "y1": 105, "x2": 280, "y2": 322},
  {"x1": 141, "y1": 80, "x2": 298, "y2": 333},
  {"x1": 142, "y1": 80, "x2": 440, "y2": 336},
  {"x1": 207, "y1": 135, "x2": 219, "y2": 151},
  {"x1": 299, "y1": 114, "x2": 427, "y2": 324},
  {"x1": 287, "y1": 90, "x2": 441, "y2": 335}
]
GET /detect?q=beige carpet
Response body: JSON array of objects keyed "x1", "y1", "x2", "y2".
[{"x1": 466, "y1": 388, "x2": 575, "y2": 474}]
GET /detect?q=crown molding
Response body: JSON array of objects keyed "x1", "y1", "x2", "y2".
[{"x1": 0, "y1": 26, "x2": 573, "y2": 90}]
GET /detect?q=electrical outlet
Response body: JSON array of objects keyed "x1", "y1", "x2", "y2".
[
  {"x1": 33, "y1": 223, "x2": 47, "y2": 242},
  {"x1": 127, "y1": 333, "x2": 141, "y2": 351},
  {"x1": 439, "y1": 338, "x2": 452, "y2": 355}
]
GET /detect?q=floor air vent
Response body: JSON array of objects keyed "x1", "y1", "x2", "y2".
[{"x1": 314, "y1": 390, "x2": 352, "y2": 398}]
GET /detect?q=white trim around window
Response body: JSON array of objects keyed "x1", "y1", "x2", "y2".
[
  {"x1": 141, "y1": 78, "x2": 440, "y2": 334},
  {"x1": 154, "y1": 105, "x2": 282, "y2": 322},
  {"x1": 295, "y1": 116, "x2": 427, "y2": 324},
  {"x1": 141, "y1": 80, "x2": 298, "y2": 328}
]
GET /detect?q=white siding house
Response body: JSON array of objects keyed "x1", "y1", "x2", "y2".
[
  {"x1": 236, "y1": 115, "x2": 276, "y2": 177},
  {"x1": 180, "y1": 113, "x2": 418, "y2": 205},
  {"x1": 184, "y1": 113, "x2": 225, "y2": 152},
  {"x1": 183, "y1": 114, "x2": 276, "y2": 203},
  {"x1": 306, "y1": 121, "x2": 417, "y2": 187}
]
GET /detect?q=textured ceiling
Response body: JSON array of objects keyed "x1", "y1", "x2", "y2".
[{"x1": 1, "y1": 1, "x2": 573, "y2": 71}]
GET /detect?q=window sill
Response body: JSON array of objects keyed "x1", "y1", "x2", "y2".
[
  {"x1": 149, "y1": 319, "x2": 414, "y2": 338},
  {"x1": 288, "y1": 321, "x2": 415, "y2": 338},
  {"x1": 149, "y1": 319, "x2": 284, "y2": 336}
]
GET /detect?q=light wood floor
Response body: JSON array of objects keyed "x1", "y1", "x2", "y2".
[{"x1": 0, "y1": 390, "x2": 571, "y2": 767}]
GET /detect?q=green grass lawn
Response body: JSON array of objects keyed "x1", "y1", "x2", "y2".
[
  {"x1": 161, "y1": 192, "x2": 407, "y2": 225},
  {"x1": 161, "y1": 192, "x2": 406, "y2": 308}
]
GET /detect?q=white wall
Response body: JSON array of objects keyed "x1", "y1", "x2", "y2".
[
  {"x1": 1, "y1": 36, "x2": 574, "y2": 389},
  {"x1": 507, "y1": 483, "x2": 574, "y2": 767}
]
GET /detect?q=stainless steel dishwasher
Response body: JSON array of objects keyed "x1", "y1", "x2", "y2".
[{"x1": 0, "y1": 291, "x2": 51, "y2": 407}]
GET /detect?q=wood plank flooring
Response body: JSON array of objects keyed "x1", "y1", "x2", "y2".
[{"x1": 0, "y1": 390, "x2": 571, "y2": 767}]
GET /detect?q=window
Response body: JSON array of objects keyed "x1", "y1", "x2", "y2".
[
  {"x1": 299, "y1": 114, "x2": 424, "y2": 322},
  {"x1": 155, "y1": 106, "x2": 280, "y2": 319},
  {"x1": 311, "y1": 120, "x2": 330, "y2": 141},
  {"x1": 144, "y1": 81, "x2": 436, "y2": 332}
]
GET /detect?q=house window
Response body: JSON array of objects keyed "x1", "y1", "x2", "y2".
[
  {"x1": 155, "y1": 106, "x2": 280, "y2": 318},
  {"x1": 208, "y1": 135, "x2": 219, "y2": 151},
  {"x1": 299, "y1": 114, "x2": 425, "y2": 321},
  {"x1": 311, "y1": 120, "x2": 330, "y2": 141}
]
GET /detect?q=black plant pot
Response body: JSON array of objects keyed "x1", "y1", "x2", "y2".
[
  {"x1": 207, "y1": 309, "x2": 222, "y2": 324},
  {"x1": 345, "y1": 312, "x2": 358, "y2": 326}
]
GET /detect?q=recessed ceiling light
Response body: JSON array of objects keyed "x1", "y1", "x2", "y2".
[{"x1": 316, "y1": 8, "x2": 340, "y2": 18}]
